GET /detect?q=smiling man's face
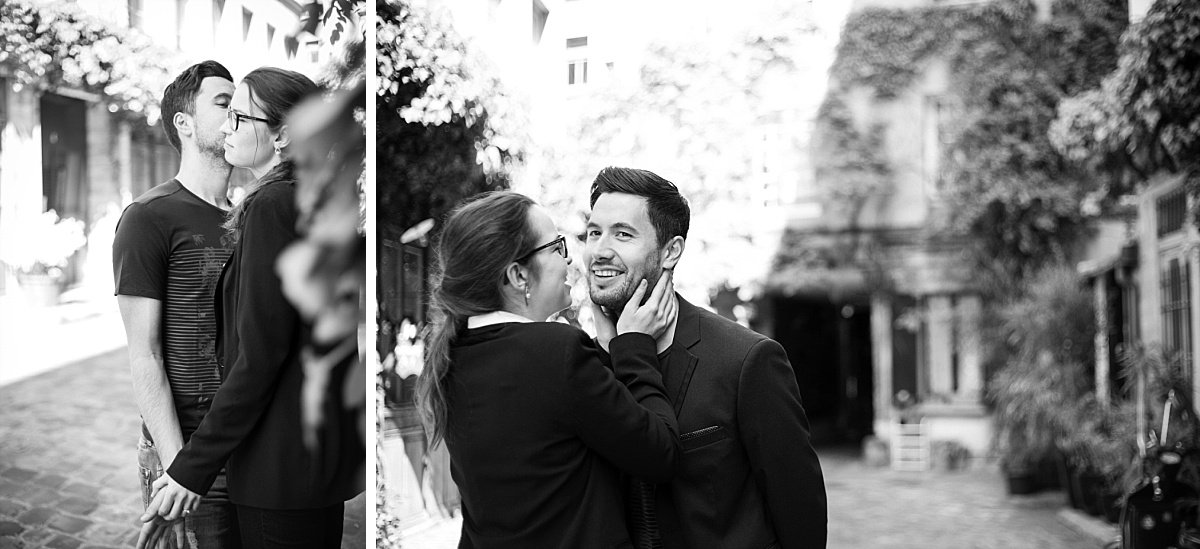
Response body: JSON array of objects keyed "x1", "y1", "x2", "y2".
[{"x1": 584, "y1": 192, "x2": 665, "y2": 311}]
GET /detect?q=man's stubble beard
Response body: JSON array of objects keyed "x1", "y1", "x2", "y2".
[
  {"x1": 589, "y1": 251, "x2": 664, "y2": 314},
  {"x1": 197, "y1": 126, "x2": 232, "y2": 170}
]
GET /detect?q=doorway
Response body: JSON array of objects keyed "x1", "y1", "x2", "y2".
[
  {"x1": 772, "y1": 296, "x2": 874, "y2": 445},
  {"x1": 40, "y1": 93, "x2": 88, "y2": 286}
]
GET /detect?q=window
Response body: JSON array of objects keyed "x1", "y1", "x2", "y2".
[
  {"x1": 285, "y1": 36, "x2": 299, "y2": 59},
  {"x1": 568, "y1": 60, "x2": 588, "y2": 85},
  {"x1": 128, "y1": 0, "x2": 143, "y2": 28},
  {"x1": 923, "y1": 96, "x2": 948, "y2": 192},
  {"x1": 175, "y1": 0, "x2": 186, "y2": 49},
  {"x1": 212, "y1": 0, "x2": 225, "y2": 45},
  {"x1": 242, "y1": 8, "x2": 253, "y2": 42},
  {"x1": 532, "y1": 0, "x2": 549, "y2": 45},
  {"x1": 1158, "y1": 187, "x2": 1187, "y2": 237},
  {"x1": 752, "y1": 124, "x2": 787, "y2": 207},
  {"x1": 1160, "y1": 255, "x2": 1193, "y2": 377},
  {"x1": 0, "y1": 77, "x2": 8, "y2": 134},
  {"x1": 567, "y1": 37, "x2": 588, "y2": 86}
]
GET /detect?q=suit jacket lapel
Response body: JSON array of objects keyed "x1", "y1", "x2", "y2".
[{"x1": 663, "y1": 294, "x2": 701, "y2": 416}]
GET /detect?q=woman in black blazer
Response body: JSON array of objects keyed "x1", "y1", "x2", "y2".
[
  {"x1": 137, "y1": 68, "x2": 363, "y2": 548},
  {"x1": 418, "y1": 191, "x2": 681, "y2": 548}
]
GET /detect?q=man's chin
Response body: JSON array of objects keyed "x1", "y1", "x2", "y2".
[{"x1": 588, "y1": 288, "x2": 630, "y2": 312}]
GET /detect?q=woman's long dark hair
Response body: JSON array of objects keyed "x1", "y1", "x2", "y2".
[
  {"x1": 223, "y1": 67, "x2": 319, "y2": 242},
  {"x1": 417, "y1": 191, "x2": 542, "y2": 447}
]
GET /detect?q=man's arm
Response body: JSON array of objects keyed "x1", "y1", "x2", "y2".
[
  {"x1": 737, "y1": 338, "x2": 828, "y2": 549},
  {"x1": 118, "y1": 296, "x2": 184, "y2": 469}
]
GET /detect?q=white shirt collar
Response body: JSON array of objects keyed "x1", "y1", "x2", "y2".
[{"x1": 467, "y1": 310, "x2": 535, "y2": 329}]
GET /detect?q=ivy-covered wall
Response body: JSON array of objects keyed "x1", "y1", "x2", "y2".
[
  {"x1": 816, "y1": 0, "x2": 1128, "y2": 287},
  {"x1": 1050, "y1": 0, "x2": 1200, "y2": 216}
]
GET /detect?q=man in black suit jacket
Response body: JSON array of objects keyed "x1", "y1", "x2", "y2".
[{"x1": 585, "y1": 167, "x2": 828, "y2": 549}]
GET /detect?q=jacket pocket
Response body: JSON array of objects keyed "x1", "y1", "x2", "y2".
[{"x1": 680, "y1": 425, "x2": 726, "y2": 452}]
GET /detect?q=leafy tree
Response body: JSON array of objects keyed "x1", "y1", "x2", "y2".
[
  {"x1": 1050, "y1": 0, "x2": 1200, "y2": 202},
  {"x1": 528, "y1": 1, "x2": 819, "y2": 304},
  {"x1": 0, "y1": 0, "x2": 185, "y2": 124},
  {"x1": 376, "y1": 0, "x2": 526, "y2": 241}
]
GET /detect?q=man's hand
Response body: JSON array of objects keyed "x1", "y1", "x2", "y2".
[
  {"x1": 135, "y1": 515, "x2": 186, "y2": 549},
  {"x1": 141, "y1": 473, "x2": 201, "y2": 522}
]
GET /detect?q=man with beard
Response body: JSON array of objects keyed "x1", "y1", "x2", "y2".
[
  {"x1": 585, "y1": 167, "x2": 827, "y2": 549},
  {"x1": 114, "y1": 61, "x2": 241, "y2": 548}
]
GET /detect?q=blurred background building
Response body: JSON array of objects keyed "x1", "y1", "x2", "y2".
[{"x1": 385, "y1": 0, "x2": 1200, "y2": 539}]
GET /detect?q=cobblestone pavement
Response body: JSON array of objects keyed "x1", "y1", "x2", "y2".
[
  {"x1": 400, "y1": 447, "x2": 1103, "y2": 549},
  {"x1": 0, "y1": 348, "x2": 366, "y2": 548}
]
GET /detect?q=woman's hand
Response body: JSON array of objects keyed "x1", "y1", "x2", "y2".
[
  {"x1": 591, "y1": 300, "x2": 618, "y2": 353},
  {"x1": 616, "y1": 269, "x2": 676, "y2": 341}
]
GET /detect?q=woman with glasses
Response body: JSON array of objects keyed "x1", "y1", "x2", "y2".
[
  {"x1": 137, "y1": 67, "x2": 363, "y2": 549},
  {"x1": 418, "y1": 190, "x2": 680, "y2": 548}
]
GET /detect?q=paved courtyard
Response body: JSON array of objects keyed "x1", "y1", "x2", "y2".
[
  {"x1": 401, "y1": 447, "x2": 1107, "y2": 549},
  {"x1": 0, "y1": 344, "x2": 366, "y2": 548}
]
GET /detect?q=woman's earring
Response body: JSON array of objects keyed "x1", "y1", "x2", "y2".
[
  {"x1": 274, "y1": 145, "x2": 282, "y2": 155},
  {"x1": 524, "y1": 290, "x2": 530, "y2": 307}
]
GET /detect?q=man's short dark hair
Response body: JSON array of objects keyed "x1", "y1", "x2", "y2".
[
  {"x1": 590, "y1": 167, "x2": 690, "y2": 247},
  {"x1": 160, "y1": 60, "x2": 233, "y2": 153}
]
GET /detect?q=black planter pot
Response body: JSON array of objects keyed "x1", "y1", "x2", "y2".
[
  {"x1": 1007, "y1": 471, "x2": 1039, "y2": 495},
  {"x1": 1037, "y1": 451, "x2": 1063, "y2": 490},
  {"x1": 1058, "y1": 457, "x2": 1083, "y2": 509},
  {"x1": 1078, "y1": 473, "x2": 1106, "y2": 516},
  {"x1": 1101, "y1": 492, "x2": 1121, "y2": 524},
  {"x1": 1067, "y1": 467, "x2": 1088, "y2": 511}
]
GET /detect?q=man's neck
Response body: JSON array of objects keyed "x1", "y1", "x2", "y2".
[
  {"x1": 175, "y1": 150, "x2": 232, "y2": 209},
  {"x1": 658, "y1": 294, "x2": 679, "y2": 354}
]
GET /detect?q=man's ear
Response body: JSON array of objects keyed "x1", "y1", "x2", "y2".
[
  {"x1": 661, "y1": 236, "x2": 686, "y2": 270},
  {"x1": 173, "y1": 112, "x2": 193, "y2": 140}
]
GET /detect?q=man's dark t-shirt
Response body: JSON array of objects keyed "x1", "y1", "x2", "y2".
[{"x1": 113, "y1": 179, "x2": 233, "y2": 441}]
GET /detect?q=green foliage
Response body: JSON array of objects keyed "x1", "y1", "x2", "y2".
[
  {"x1": 375, "y1": 0, "x2": 526, "y2": 238},
  {"x1": 1061, "y1": 397, "x2": 1137, "y2": 490},
  {"x1": 823, "y1": 0, "x2": 1127, "y2": 284},
  {"x1": 991, "y1": 356, "x2": 1091, "y2": 471},
  {"x1": 988, "y1": 263, "x2": 1096, "y2": 470},
  {"x1": 997, "y1": 264, "x2": 1096, "y2": 367},
  {"x1": 0, "y1": 0, "x2": 185, "y2": 124},
  {"x1": 1052, "y1": 0, "x2": 1200, "y2": 184}
]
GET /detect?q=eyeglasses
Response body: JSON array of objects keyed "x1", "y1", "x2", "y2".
[
  {"x1": 515, "y1": 235, "x2": 568, "y2": 263},
  {"x1": 227, "y1": 109, "x2": 271, "y2": 131}
]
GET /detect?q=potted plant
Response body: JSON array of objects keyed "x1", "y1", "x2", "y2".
[
  {"x1": 1063, "y1": 399, "x2": 1136, "y2": 520},
  {"x1": 990, "y1": 353, "x2": 1088, "y2": 494},
  {"x1": 0, "y1": 210, "x2": 86, "y2": 307},
  {"x1": 988, "y1": 264, "x2": 1096, "y2": 494}
]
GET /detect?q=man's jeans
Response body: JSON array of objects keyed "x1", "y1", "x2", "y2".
[{"x1": 138, "y1": 434, "x2": 241, "y2": 548}]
